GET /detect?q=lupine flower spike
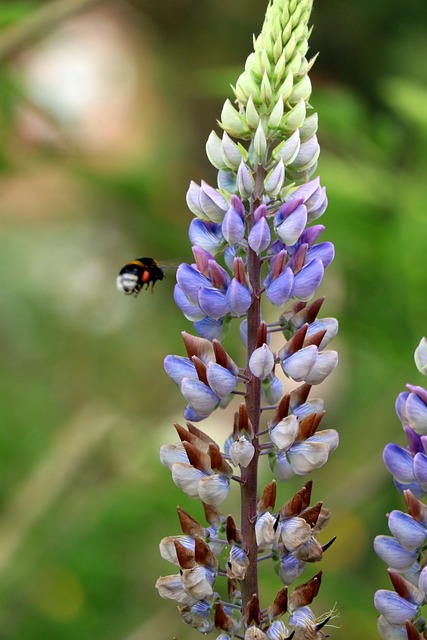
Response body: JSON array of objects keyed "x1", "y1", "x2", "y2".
[
  {"x1": 374, "y1": 338, "x2": 427, "y2": 639},
  {"x1": 157, "y1": 0, "x2": 339, "y2": 636}
]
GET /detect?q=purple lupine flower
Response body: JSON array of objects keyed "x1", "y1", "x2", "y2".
[
  {"x1": 158, "y1": 0, "x2": 339, "y2": 635},
  {"x1": 375, "y1": 341, "x2": 427, "y2": 638}
]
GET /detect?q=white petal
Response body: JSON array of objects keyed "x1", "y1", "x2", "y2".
[
  {"x1": 172, "y1": 462, "x2": 205, "y2": 498},
  {"x1": 155, "y1": 574, "x2": 198, "y2": 605},
  {"x1": 280, "y1": 517, "x2": 312, "y2": 551},
  {"x1": 197, "y1": 474, "x2": 230, "y2": 506},
  {"x1": 270, "y1": 414, "x2": 299, "y2": 450},
  {"x1": 288, "y1": 441, "x2": 330, "y2": 475},
  {"x1": 160, "y1": 443, "x2": 189, "y2": 469},
  {"x1": 229, "y1": 437, "x2": 255, "y2": 467}
]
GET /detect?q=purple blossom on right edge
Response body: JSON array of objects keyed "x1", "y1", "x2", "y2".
[{"x1": 374, "y1": 338, "x2": 427, "y2": 640}]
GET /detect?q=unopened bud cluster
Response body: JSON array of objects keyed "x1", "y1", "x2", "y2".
[
  {"x1": 374, "y1": 339, "x2": 427, "y2": 639},
  {"x1": 156, "y1": 0, "x2": 339, "y2": 637}
]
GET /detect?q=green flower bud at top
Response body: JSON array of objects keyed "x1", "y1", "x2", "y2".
[
  {"x1": 281, "y1": 98, "x2": 306, "y2": 131},
  {"x1": 222, "y1": 132, "x2": 246, "y2": 170},
  {"x1": 254, "y1": 123, "x2": 268, "y2": 163},
  {"x1": 289, "y1": 73, "x2": 312, "y2": 105},
  {"x1": 261, "y1": 70, "x2": 273, "y2": 106},
  {"x1": 206, "y1": 130, "x2": 227, "y2": 170},
  {"x1": 415, "y1": 338, "x2": 427, "y2": 376},
  {"x1": 268, "y1": 98, "x2": 285, "y2": 129},
  {"x1": 220, "y1": 100, "x2": 250, "y2": 138},
  {"x1": 273, "y1": 129, "x2": 300, "y2": 164},
  {"x1": 245, "y1": 95, "x2": 261, "y2": 130},
  {"x1": 299, "y1": 112, "x2": 318, "y2": 141}
]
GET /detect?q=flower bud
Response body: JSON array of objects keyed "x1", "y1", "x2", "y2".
[
  {"x1": 415, "y1": 338, "x2": 427, "y2": 376},
  {"x1": 264, "y1": 159, "x2": 285, "y2": 197},
  {"x1": 220, "y1": 99, "x2": 250, "y2": 137},
  {"x1": 206, "y1": 130, "x2": 227, "y2": 170},
  {"x1": 229, "y1": 436, "x2": 255, "y2": 467},
  {"x1": 273, "y1": 129, "x2": 300, "y2": 164},
  {"x1": 249, "y1": 344, "x2": 275, "y2": 380}
]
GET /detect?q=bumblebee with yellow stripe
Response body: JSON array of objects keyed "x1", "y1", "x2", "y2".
[{"x1": 117, "y1": 257, "x2": 165, "y2": 296}]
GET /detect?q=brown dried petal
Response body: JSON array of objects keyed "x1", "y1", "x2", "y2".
[
  {"x1": 195, "y1": 535, "x2": 219, "y2": 570},
  {"x1": 289, "y1": 571, "x2": 322, "y2": 610},
  {"x1": 303, "y1": 329, "x2": 327, "y2": 349},
  {"x1": 404, "y1": 489, "x2": 427, "y2": 523},
  {"x1": 226, "y1": 515, "x2": 242, "y2": 544},
  {"x1": 176, "y1": 506, "x2": 205, "y2": 537},
  {"x1": 279, "y1": 481, "x2": 313, "y2": 519},
  {"x1": 271, "y1": 394, "x2": 291, "y2": 427},
  {"x1": 300, "y1": 502, "x2": 323, "y2": 527},
  {"x1": 267, "y1": 586, "x2": 288, "y2": 618},
  {"x1": 290, "y1": 384, "x2": 312, "y2": 410},
  {"x1": 257, "y1": 480, "x2": 277, "y2": 515},
  {"x1": 245, "y1": 594, "x2": 261, "y2": 626},
  {"x1": 175, "y1": 423, "x2": 211, "y2": 453},
  {"x1": 183, "y1": 441, "x2": 212, "y2": 473},
  {"x1": 209, "y1": 443, "x2": 233, "y2": 477},
  {"x1": 214, "y1": 603, "x2": 235, "y2": 633},
  {"x1": 203, "y1": 503, "x2": 225, "y2": 528},
  {"x1": 192, "y1": 355, "x2": 209, "y2": 385},
  {"x1": 406, "y1": 621, "x2": 424, "y2": 640},
  {"x1": 186, "y1": 421, "x2": 219, "y2": 447},
  {"x1": 174, "y1": 539, "x2": 195, "y2": 569}
]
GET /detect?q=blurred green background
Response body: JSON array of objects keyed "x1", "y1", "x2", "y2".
[{"x1": 0, "y1": 0, "x2": 427, "y2": 638}]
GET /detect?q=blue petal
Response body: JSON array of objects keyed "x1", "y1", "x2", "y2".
[
  {"x1": 406, "y1": 392, "x2": 427, "y2": 435},
  {"x1": 164, "y1": 355, "x2": 197, "y2": 385},
  {"x1": 222, "y1": 203, "x2": 245, "y2": 245},
  {"x1": 189, "y1": 219, "x2": 224, "y2": 254},
  {"x1": 174, "y1": 284, "x2": 205, "y2": 321},
  {"x1": 413, "y1": 452, "x2": 427, "y2": 490},
  {"x1": 373, "y1": 535, "x2": 418, "y2": 571},
  {"x1": 226, "y1": 279, "x2": 252, "y2": 316},
  {"x1": 396, "y1": 392, "x2": 409, "y2": 423},
  {"x1": 374, "y1": 589, "x2": 418, "y2": 625},
  {"x1": 177, "y1": 264, "x2": 211, "y2": 303},
  {"x1": 180, "y1": 378, "x2": 220, "y2": 417},
  {"x1": 382, "y1": 443, "x2": 415, "y2": 483},
  {"x1": 306, "y1": 241, "x2": 335, "y2": 268},
  {"x1": 266, "y1": 268, "x2": 294, "y2": 306},
  {"x1": 388, "y1": 510, "x2": 427, "y2": 551},
  {"x1": 292, "y1": 258, "x2": 324, "y2": 301},
  {"x1": 194, "y1": 316, "x2": 225, "y2": 341},
  {"x1": 206, "y1": 363, "x2": 237, "y2": 398},
  {"x1": 248, "y1": 217, "x2": 271, "y2": 254},
  {"x1": 198, "y1": 287, "x2": 230, "y2": 321}
]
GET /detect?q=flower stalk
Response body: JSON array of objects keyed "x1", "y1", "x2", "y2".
[{"x1": 156, "y1": 0, "x2": 339, "y2": 636}]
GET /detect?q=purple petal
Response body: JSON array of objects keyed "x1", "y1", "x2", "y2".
[
  {"x1": 308, "y1": 187, "x2": 328, "y2": 222},
  {"x1": 164, "y1": 355, "x2": 197, "y2": 386},
  {"x1": 174, "y1": 284, "x2": 205, "y2": 321},
  {"x1": 180, "y1": 378, "x2": 220, "y2": 417},
  {"x1": 382, "y1": 443, "x2": 415, "y2": 483},
  {"x1": 413, "y1": 452, "x2": 427, "y2": 490},
  {"x1": 236, "y1": 160, "x2": 254, "y2": 199},
  {"x1": 306, "y1": 241, "x2": 335, "y2": 268},
  {"x1": 405, "y1": 425, "x2": 423, "y2": 455},
  {"x1": 226, "y1": 279, "x2": 252, "y2": 316},
  {"x1": 186, "y1": 181, "x2": 206, "y2": 218},
  {"x1": 206, "y1": 363, "x2": 237, "y2": 398},
  {"x1": 189, "y1": 219, "x2": 224, "y2": 254},
  {"x1": 193, "y1": 316, "x2": 225, "y2": 341},
  {"x1": 218, "y1": 169, "x2": 237, "y2": 194},
  {"x1": 248, "y1": 217, "x2": 271, "y2": 254},
  {"x1": 288, "y1": 177, "x2": 320, "y2": 205},
  {"x1": 266, "y1": 268, "x2": 294, "y2": 306},
  {"x1": 388, "y1": 510, "x2": 427, "y2": 551},
  {"x1": 198, "y1": 287, "x2": 230, "y2": 321},
  {"x1": 374, "y1": 590, "x2": 418, "y2": 625},
  {"x1": 292, "y1": 258, "x2": 324, "y2": 301},
  {"x1": 261, "y1": 374, "x2": 284, "y2": 405},
  {"x1": 253, "y1": 203, "x2": 267, "y2": 223},
  {"x1": 199, "y1": 181, "x2": 229, "y2": 222},
  {"x1": 395, "y1": 391, "x2": 409, "y2": 423},
  {"x1": 405, "y1": 392, "x2": 427, "y2": 435},
  {"x1": 222, "y1": 203, "x2": 245, "y2": 245},
  {"x1": 177, "y1": 264, "x2": 211, "y2": 303},
  {"x1": 183, "y1": 404, "x2": 205, "y2": 422},
  {"x1": 274, "y1": 204, "x2": 307, "y2": 246},
  {"x1": 269, "y1": 450, "x2": 295, "y2": 481},
  {"x1": 373, "y1": 535, "x2": 418, "y2": 571}
]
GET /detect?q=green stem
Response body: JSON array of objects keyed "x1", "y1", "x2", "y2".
[{"x1": 240, "y1": 165, "x2": 266, "y2": 616}]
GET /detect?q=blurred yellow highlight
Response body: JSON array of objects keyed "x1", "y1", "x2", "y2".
[{"x1": 28, "y1": 566, "x2": 84, "y2": 621}]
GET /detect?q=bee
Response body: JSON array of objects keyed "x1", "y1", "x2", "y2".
[{"x1": 117, "y1": 257, "x2": 165, "y2": 296}]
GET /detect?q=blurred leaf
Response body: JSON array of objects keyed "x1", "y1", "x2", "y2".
[
  {"x1": 0, "y1": 1, "x2": 39, "y2": 27},
  {"x1": 380, "y1": 76, "x2": 427, "y2": 131}
]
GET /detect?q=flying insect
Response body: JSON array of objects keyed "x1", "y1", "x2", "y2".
[{"x1": 117, "y1": 257, "x2": 165, "y2": 296}]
